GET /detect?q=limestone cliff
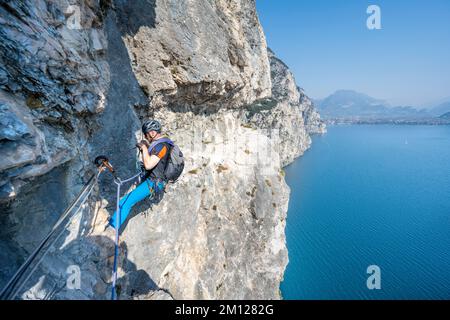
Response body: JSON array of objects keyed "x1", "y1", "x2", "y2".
[{"x1": 0, "y1": 0, "x2": 324, "y2": 299}]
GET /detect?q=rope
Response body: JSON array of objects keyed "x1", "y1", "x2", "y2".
[
  {"x1": 9, "y1": 180, "x2": 97, "y2": 299},
  {"x1": 110, "y1": 171, "x2": 141, "y2": 300},
  {"x1": 1, "y1": 154, "x2": 143, "y2": 300},
  {"x1": 0, "y1": 171, "x2": 101, "y2": 300}
]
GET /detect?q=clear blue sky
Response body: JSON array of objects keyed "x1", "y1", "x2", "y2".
[{"x1": 256, "y1": 0, "x2": 450, "y2": 107}]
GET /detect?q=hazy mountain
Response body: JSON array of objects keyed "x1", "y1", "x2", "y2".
[
  {"x1": 316, "y1": 90, "x2": 430, "y2": 119},
  {"x1": 430, "y1": 102, "x2": 450, "y2": 117},
  {"x1": 440, "y1": 111, "x2": 450, "y2": 119},
  {"x1": 424, "y1": 96, "x2": 450, "y2": 109}
]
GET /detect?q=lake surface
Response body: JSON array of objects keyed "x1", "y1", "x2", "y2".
[{"x1": 281, "y1": 125, "x2": 450, "y2": 299}]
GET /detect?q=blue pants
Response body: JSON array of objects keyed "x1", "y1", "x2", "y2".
[{"x1": 109, "y1": 178, "x2": 165, "y2": 229}]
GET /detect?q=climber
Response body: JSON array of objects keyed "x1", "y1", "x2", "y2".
[{"x1": 108, "y1": 119, "x2": 170, "y2": 230}]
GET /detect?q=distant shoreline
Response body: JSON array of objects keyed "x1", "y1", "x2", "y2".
[{"x1": 324, "y1": 118, "x2": 450, "y2": 126}]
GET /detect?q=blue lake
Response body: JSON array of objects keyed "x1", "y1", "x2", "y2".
[{"x1": 281, "y1": 125, "x2": 450, "y2": 299}]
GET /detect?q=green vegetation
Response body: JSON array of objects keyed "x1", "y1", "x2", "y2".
[{"x1": 244, "y1": 98, "x2": 277, "y2": 118}]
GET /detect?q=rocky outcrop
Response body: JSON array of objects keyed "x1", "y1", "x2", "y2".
[
  {"x1": 243, "y1": 49, "x2": 325, "y2": 166},
  {"x1": 0, "y1": 0, "x2": 324, "y2": 299}
]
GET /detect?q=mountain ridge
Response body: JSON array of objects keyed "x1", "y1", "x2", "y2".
[{"x1": 316, "y1": 90, "x2": 442, "y2": 120}]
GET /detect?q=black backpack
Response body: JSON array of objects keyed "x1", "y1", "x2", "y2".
[{"x1": 147, "y1": 138, "x2": 184, "y2": 182}]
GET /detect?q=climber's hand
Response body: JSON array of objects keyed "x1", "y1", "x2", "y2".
[
  {"x1": 136, "y1": 143, "x2": 147, "y2": 152},
  {"x1": 136, "y1": 140, "x2": 149, "y2": 151},
  {"x1": 142, "y1": 140, "x2": 150, "y2": 148}
]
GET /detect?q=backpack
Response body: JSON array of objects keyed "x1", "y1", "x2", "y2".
[{"x1": 147, "y1": 137, "x2": 184, "y2": 182}]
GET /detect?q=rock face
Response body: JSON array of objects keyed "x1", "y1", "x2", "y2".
[
  {"x1": 118, "y1": 0, "x2": 271, "y2": 111},
  {"x1": 0, "y1": 0, "x2": 324, "y2": 299},
  {"x1": 0, "y1": 0, "x2": 110, "y2": 204}
]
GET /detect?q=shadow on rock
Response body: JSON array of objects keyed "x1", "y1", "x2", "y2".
[
  {"x1": 89, "y1": 235, "x2": 172, "y2": 300},
  {"x1": 115, "y1": 0, "x2": 157, "y2": 35}
]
